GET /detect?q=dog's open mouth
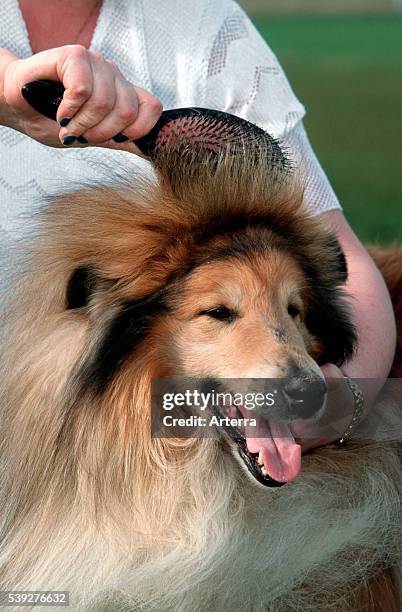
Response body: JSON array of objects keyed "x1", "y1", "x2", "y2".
[
  {"x1": 236, "y1": 438, "x2": 287, "y2": 488},
  {"x1": 218, "y1": 404, "x2": 302, "y2": 488}
]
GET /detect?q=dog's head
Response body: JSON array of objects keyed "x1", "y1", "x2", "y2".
[{"x1": 2, "y1": 133, "x2": 356, "y2": 493}]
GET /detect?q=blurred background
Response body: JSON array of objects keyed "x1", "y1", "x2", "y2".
[{"x1": 238, "y1": 0, "x2": 402, "y2": 243}]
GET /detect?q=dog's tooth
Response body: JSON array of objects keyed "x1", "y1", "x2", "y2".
[
  {"x1": 257, "y1": 451, "x2": 264, "y2": 466},
  {"x1": 261, "y1": 466, "x2": 267, "y2": 476}
]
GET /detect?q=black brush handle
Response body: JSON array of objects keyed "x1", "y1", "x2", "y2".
[
  {"x1": 21, "y1": 80, "x2": 66, "y2": 122},
  {"x1": 21, "y1": 79, "x2": 176, "y2": 156}
]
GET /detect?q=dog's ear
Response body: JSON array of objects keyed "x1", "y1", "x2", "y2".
[
  {"x1": 327, "y1": 236, "x2": 348, "y2": 285},
  {"x1": 306, "y1": 295, "x2": 357, "y2": 366},
  {"x1": 304, "y1": 237, "x2": 356, "y2": 365},
  {"x1": 78, "y1": 288, "x2": 169, "y2": 394},
  {"x1": 66, "y1": 266, "x2": 108, "y2": 310},
  {"x1": 336, "y1": 249, "x2": 348, "y2": 283}
]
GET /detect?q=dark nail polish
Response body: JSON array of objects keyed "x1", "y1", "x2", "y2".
[
  {"x1": 59, "y1": 117, "x2": 71, "y2": 127},
  {"x1": 62, "y1": 135, "x2": 76, "y2": 146},
  {"x1": 77, "y1": 136, "x2": 88, "y2": 144},
  {"x1": 113, "y1": 133, "x2": 129, "y2": 143}
]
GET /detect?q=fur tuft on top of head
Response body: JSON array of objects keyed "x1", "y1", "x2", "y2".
[
  {"x1": 14, "y1": 135, "x2": 296, "y2": 289},
  {"x1": 25, "y1": 133, "x2": 331, "y2": 287}
]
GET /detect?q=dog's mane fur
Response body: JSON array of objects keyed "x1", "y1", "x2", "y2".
[{"x1": 0, "y1": 143, "x2": 400, "y2": 610}]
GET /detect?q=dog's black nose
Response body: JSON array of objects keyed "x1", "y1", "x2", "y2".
[{"x1": 282, "y1": 369, "x2": 327, "y2": 419}]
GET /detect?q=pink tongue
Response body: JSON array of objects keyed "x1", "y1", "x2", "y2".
[{"x1": 240, "y1": 407, "x2": 301, "y2": 482}]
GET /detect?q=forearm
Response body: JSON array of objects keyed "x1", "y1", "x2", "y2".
[
  {"x1": 342, "y1": 255, "x2": 395, "y2": 379},
  {"x1": 322, "y1": 210, "x2": 396, "y2": 406},
  {"x1": 295, "y1": 209, "x2": 397, "y2": 449}
]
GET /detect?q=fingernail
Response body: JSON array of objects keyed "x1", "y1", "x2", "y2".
[
  {"x1": 77, "y1": 136, "x2": 88, "y2": 144},
  {"x1": 62, "y1": 135, "x2": 76, "y2": 146},
  {"x1": 59, "y1": 117, "x2": 71, "y2": 127},
  {"x1": 113, "y1": 133, "x2": 129, "y2": 143}
]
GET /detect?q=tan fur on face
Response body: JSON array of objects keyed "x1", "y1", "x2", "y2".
[
  {"x1": 0, "y1": 141, "x2": 401, "y2": 610},
  {"x1": 161, "y1": 253, "x2": 320, "y2": 379}
]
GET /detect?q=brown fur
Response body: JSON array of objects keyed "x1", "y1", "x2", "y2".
[{"x1": 0, "y1": 142, "x2": 401, "y2": 610}]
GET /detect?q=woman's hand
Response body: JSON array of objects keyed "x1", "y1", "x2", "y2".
[
  {"x1": 291, "y1": 364, "x2": 355, "y2": 452},
  {"x1": 0, "y1": 45, "x2": 162, "y2": 155},
  {"x1": 293, "y1": 363, "x2": 383, "y2": 452}
]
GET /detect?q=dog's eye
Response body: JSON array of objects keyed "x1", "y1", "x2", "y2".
[
  {"x1": 199, "y1": 306, "x2": 235, "y2": 322},
  {"x1": 287, "y1": 303, "x2": 300, "y2": 319}
]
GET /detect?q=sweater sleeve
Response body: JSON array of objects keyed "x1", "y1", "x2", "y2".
[
  {"x1": 193, "y1": 0, "x2": 305, "y2": 137},
  {"x1": 281, "y1": 123, "x2": 342, "y2": 215}
]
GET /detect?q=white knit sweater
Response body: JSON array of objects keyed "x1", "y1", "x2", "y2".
[{"x1": 0, "y1": 0, "x2": 340, "y2": 288}]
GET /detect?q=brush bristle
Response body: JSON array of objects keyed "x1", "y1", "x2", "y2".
[{"x1": 135, "y1": 107, "x2": 289, "y2": 174}]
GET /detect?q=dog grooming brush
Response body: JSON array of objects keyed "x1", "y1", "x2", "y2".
[{"x1": 21, "y1": 79, "x2": 287, "y2": 171}]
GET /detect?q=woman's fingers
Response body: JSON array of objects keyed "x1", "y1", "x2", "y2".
[
  {"x1": 117, "y1": 86, "x2": 163, "y2": 141},
  {"x1": 0, "y1": 44, "x2": 162, "y2": 152},
  {"x1": 58, "y1": 52, "x2": 117, "y2": 142},
  {"x1": 291, "y1": 364, "x2": 355, "y2": 451},
  {"x1": 74, "y1": 72, "x2": 138, "y2": 144},
  {"x1": 55, "y1": 46, "x2": 94, "y2": 124},
  {"x1": 58, "y1": 56, "x2": 162, "y2": 147}
]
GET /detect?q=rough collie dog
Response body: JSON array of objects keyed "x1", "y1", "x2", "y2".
[{"x1": 0, "y1": 134, "x2": 401, "y2": 611}]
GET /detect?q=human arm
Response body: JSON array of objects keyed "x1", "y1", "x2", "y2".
[
  {"x1": 323, "y1": 209, "x2": 396, "y2": 381},
  {"x1": 283, "y1": 124, "x2": 396, "y2": 445},
  {"x1": 277, "y1": 118, "x2": 396, "y2": 444},
  {"x1": 293, "y1": 208, "x2": 397, "y2": 450},
  {"x1": 313, "y1": 210, "x2": 397, "y2": 444}
]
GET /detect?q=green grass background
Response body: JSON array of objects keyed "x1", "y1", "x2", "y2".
[{"x1": 253, "y1": 15, "x2": 402, "y2": 244}]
